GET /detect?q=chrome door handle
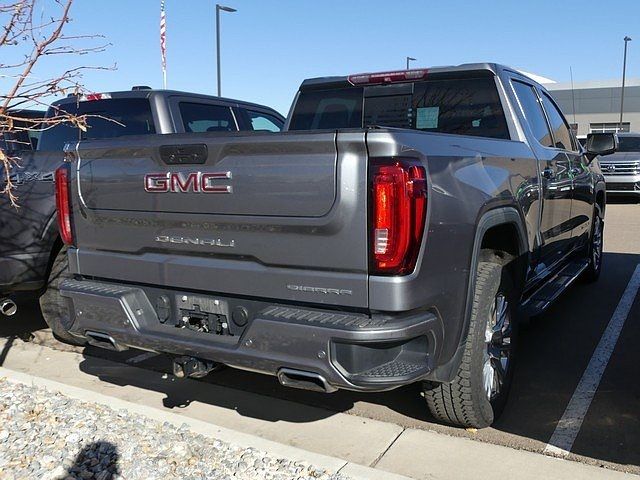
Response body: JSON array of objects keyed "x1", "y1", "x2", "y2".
[{"x1": 542, "y1": 167, "x2": 555, "y2": 179}]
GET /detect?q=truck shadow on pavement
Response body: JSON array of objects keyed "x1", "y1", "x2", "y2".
[{"x1": 77, "y1": 353, "x2": 340, "y2": 424}]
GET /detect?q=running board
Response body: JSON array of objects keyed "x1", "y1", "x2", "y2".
[{"x1": 521, "y1": 259, "x2": 589, "y2": 317}]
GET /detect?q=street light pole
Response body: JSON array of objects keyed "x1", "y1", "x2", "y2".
[
  {"x1": 216, "y1": 4, "x2": 237, "y2": 97},
  {"x1": 406, "y1": 56, "x2": 416, "y2": 70},
  {"x1": 619, "y1": 36, "x2": 632, "y2": 131}
]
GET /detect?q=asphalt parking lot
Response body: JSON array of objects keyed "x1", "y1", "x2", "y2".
[{"x1": 2, "y1": 199, "x2": 639, "y2": 477}]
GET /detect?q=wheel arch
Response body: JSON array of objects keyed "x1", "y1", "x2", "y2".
[
  {"x1": 39, "y1": 211, "x2": 63, "y2": 294},
  {"x1": 429, "y1": 206, "x2": 529, "y2": 383}
]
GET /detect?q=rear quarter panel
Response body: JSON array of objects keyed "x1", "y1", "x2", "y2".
[{"x1": 367, "y1": 130, "x2": 540, "y2": 366}]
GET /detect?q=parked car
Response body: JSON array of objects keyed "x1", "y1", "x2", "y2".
[
  {"x1": 51, "y1": 64, "x2": 614, "y2": 428},
  {"x1": 596, "y1": 132, "x2": 640, "y2": 195},
  {"x1": 0, "y1": 88, "x2": 284, "y2": 315}
]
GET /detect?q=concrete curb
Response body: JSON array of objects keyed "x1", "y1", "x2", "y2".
[{"x1": 0, "y1": 366, "x2": 411, "y2": 480}]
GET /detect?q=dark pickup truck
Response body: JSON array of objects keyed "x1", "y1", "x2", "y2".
[
  {"x1": 53, "y1": 64, "x2": 617, "y2": 428},
  {"x1": 0, "y1": 88, "x2": 284, "y2": 315}
]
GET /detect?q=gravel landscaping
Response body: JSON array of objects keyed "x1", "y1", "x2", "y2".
[{"x1": 0, "y1": 377, "x2": 349, "y2": 480}]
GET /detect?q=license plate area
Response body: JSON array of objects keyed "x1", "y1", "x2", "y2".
[{"x1": 175, "y1": 294, "x2": 231, "y2": 336}]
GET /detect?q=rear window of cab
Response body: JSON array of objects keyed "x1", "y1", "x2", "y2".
[
  {"x1": 289, "y1": 77, "x2": 509, "y2": 140},
  {"x1": 39, "y1": 98, "x2": 156, "y2": 151}
]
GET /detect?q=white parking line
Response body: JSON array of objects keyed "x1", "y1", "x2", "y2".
[
  {"x1": 544, "y1": 263, "x2": 640, "y2": 457},
  {"x1": 126, "y1": 352, "x2": 159, "y2": 364}
]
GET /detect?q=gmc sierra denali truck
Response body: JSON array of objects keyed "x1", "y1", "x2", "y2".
[
  {"x1": 597, "y1": 132, "x2": 640, "y2": 195},
  {"x1": 0, "y1": 89, "x2": 284, "y2": 315},
  {"x1": 53, "y1": 64, "x2": 616, "y2": 428}
]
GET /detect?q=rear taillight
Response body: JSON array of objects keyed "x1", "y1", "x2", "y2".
[
  {"x1": 55, "y1": 164, "x2": 73, "y2": 245},
  {"x1": 371, "y1": 160, "x2": 427, "y2": 275}
]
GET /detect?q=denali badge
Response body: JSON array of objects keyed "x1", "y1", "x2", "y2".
[
  {"x1": 155, "y1": 235, "x2": 235, "y2": 248},
  {"x1": 145, "y1": 172, "x2": 232, "y2": 193},
  {"x1": 286, "y1": 284, "x2": 353, "y2": 296}
]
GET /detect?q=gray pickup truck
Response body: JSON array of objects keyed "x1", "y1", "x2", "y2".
[
  {"x1": 0, "y1": 88, "x2": 284, "y2": 314},
  {"x1": 53, "y1": 63, "x2": 616, "y2": 428}
]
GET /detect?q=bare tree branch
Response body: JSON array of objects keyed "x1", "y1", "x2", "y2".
[{"x1": 0, "y1": 0, "x2": 111, "y2": 207}]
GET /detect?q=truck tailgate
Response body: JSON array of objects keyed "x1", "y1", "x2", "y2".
[
  {"x1": 70, "y1": 131, "x2": 370, "y2": 308},
  {"x1": 79, "y1": 133, "x2": 338, "y2": 217}
]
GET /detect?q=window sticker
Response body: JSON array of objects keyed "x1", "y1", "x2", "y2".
[{"x1": 416, "y1": 106, "x2": 439, "y2": 129}]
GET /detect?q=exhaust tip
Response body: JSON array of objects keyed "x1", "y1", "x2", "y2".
[
  {"x1": 85, "y1": 331, "x2": 121, "y2": 351},
  {"x1": 277, "y1": 368, "x2": 337, "y2": 393},
  {"x1": 0, "y1": 299, "x2": 17, "y2": 317}
]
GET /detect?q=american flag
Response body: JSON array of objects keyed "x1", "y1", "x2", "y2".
[{"x1": 160, "y1": 0, "x2": 167, "y2": 87}]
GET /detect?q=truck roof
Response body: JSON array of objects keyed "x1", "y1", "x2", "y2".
[
  {"x1": 299, "y1": 63, "x2": 541, "y2": 91},
  {"x1": 51, "y1": 89, "x2": 278, "y2": 113}
]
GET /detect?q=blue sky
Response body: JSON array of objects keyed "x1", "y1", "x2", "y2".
[{"x1": 12, "y1": 0, "x2": 640, "y2": 115}]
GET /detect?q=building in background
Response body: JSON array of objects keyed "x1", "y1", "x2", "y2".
[{"x1": 547, "y1": 79, "x2": 640, "y2": 138}]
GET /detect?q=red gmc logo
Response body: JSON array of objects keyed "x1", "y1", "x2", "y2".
[{"x1": 144, "y1": 172, "x2": 232, "y2": 193}]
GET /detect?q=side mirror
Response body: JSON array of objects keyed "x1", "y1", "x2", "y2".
[{"x1": 586, "y1": 132, "x2": 618, "y2": 160}]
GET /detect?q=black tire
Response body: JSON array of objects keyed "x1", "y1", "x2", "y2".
[
  {"x1": 423, "y1": 251, "x2": 518, "y2": 428},
  {"x1": 582, "y1": 206, "x2": 604, "y2": 283},
  {"x1": 39, "y1": 246, "x2": 86, "y2": 346}
]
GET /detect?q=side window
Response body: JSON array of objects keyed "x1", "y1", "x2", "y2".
[
  {"x1": 512, "y1": 81, "x2": 553, "y2": 148},
  {"x1": 246, "y1": 110, "x2": 283, "y2": 132},
  {"x1": 540, "y1": 93, "x2": 574, "y2": 151},
  {"x1": 179, "y1": 103, "x2": 236, "y2": 133}
]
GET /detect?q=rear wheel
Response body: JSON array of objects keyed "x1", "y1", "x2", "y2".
[
  {"x1": 39, "y1": 246, "x2": 86, "y2": 346},
  {"x1": 582, "y1": 207, "x2": 604, "y2": 283},
  {"x1": 423, "y1": 251, "x2": 518, "y2": 428}
]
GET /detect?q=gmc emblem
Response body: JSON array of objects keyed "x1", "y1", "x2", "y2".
[{"x1": 144, "y1": 172, "x2": 232, "y2": 193}]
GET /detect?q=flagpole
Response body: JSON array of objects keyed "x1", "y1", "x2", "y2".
[{"x1": 160, "y1": 0, "x2": 167, "y2": 89}]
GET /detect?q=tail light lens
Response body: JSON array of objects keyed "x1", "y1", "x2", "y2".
[
  {"x1": 371, "y1": 160, "x2": 427, "y2": 275},
  {"x1": 55, "y1": 164, "x2": 73, "y2": 245}
]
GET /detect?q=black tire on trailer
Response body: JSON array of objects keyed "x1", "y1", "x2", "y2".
[
  {"x1": 39, "y1": 246, "x2": 86, "y2": 346},
  {"x1": 422, "y1": 251, "x2": 518, "y2": 428}
]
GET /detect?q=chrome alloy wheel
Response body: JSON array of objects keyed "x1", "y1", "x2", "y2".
[
  {"x1": 483, "y1": 293, "x2": 512, "y2": 401},
  {"x1": 592, "y1": 216, "x2": 603, "y2": 270}
]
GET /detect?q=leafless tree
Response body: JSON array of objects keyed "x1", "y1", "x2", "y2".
[{"x1": 0, "y1": 0, "x2": 110, "y2": 206}]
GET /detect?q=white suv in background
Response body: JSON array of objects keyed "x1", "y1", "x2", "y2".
[{"x1": 598, "y1": 132, "x2": 640, "y2": 195}]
